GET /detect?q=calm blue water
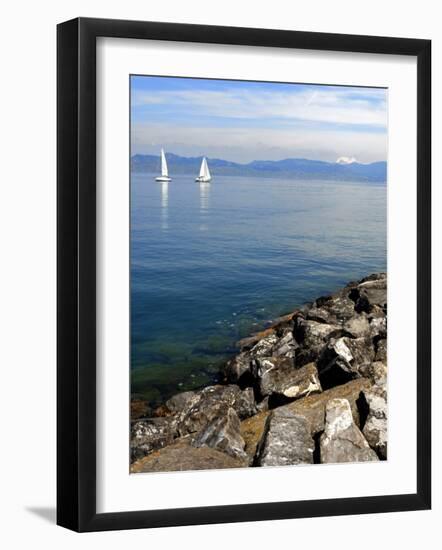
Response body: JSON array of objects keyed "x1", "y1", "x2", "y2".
[{"x1": 131, "y1": 173, "x2": 386, "y2": 405}]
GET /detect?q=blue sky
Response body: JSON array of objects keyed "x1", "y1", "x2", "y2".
[{"x1": 131, "y1": 76, "x2": 387, "y2": 164}]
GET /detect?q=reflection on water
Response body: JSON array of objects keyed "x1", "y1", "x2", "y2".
[
  {"x1": 161, "y1": 181, "x2": 168, "y2": 230},
  {"x1": 199, "y1": 181, "x2": 210, "y2": 231}
]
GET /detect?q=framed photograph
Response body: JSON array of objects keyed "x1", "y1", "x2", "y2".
[{"x1": 57, "y1": 17, "x2": 431, "y2": 532}]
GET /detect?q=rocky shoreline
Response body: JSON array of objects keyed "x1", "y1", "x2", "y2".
[{"x1": 130, "y1": 273, "x2": 387, "y2": 472}]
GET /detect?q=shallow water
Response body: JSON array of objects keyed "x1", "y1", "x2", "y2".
[{"x1": 131, "y1": 173, "x2": 386, "y2": 405}]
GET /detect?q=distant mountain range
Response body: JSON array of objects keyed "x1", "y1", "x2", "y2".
[{"x1": 131, "y1": 153, "x2": 387, "y2": 182}]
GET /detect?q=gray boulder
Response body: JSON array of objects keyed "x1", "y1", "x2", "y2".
[
  {"x1": 294, "y1": 318, "x2": 342, "y2": 364},
  {"x1": 272, "y1": 330, "x2": 298, "y2": 358},
  {"x1": 345, "y1": 337, "x2": 376, "y2": 369},
  {"x1": 240, "y1": 378, "x2": 371, "y2": 462},
  {"x1": 235, "y1": 386, "x2": 258, "y2": 418},
  {"x1": 369, "y1": 316, "x2": 387, "y2": 339},
  {"x1": 249, "y1": 333, "x2": 280, "y2": 357},
  {"x1": 130, "y1": 417, "x2": 176, "y2": 460},
  {"x1": 320, "y1": 398, "x2": 378, "y2": 463},
  {"x1": 358, "y1": 272, "x2": 387, "y2": 284},
  {"x1": 165, "y1": 390, "x2": 196, "y2": 414},
  {"x1": 256, "y1": 409, "x2": 314, "y2": 466},
  {"x1": 192, "y1": 407, "x2": 247, "y2": 460},
  {"x1": 223, "y1": 352, "x2": 252, "y2": 384},
  {"x1": 307, "y1": 291, "x2": 357, "y2": 325},
  {"x1": 253, "y1": 358, "x2": 321, "y2": 400},
  {"x1": 362, "y1": 389, "x2": 387, "y2": 459},
  {"x1": 375, "y1": 339, "x2": 387, "y2": 362},
  {"x1": 176, "y1": 384, "x2": 256, "y2": 436},
  {"x1": 359, "y1": 361, "x2": 387, "y2": 387},
  {"x1": 131, "y1": 437, "x2": 247, "y2": 473},
  {"x1": 359, "y1": 362, "x2": 387, "y2": 459},
  {"x1": 351, "y1": 276, "x2": 387, "y2": 313},
  {"x1": 343, "y1": 314, "x2": 371, "y2": 338},
  {"x1": 318, "y1": 336, "x2": 375, "y2": 387}
]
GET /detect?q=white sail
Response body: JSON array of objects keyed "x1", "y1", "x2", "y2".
[
  {"x1": 203, "y1": 157, "x2": 211, "y2": 180},
  {"x1": 155, "y1": 148, "x2": 171, "y2": 181},
  {"x1": 196, "y1": 157, "x2": 211, "y2": 182},
  {"x1": 161, "y1": 148, "x2": 168, "y2": 177},
  {"x1": 199, "y1": 158, "x2": 206, "y2": 178}
]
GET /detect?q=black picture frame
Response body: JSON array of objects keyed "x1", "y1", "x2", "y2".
[{"x1": 57, "y1": 17, "x2": 431, "y2": 532}]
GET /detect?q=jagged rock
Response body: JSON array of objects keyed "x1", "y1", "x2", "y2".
[
  {"x1": 226, "y1": 332, "x2": 299, "y2": 386},
  {"x1": 236, "y1": 327, "x2": 277, "y2": 351},
  {"x1": 294, "y1": 318, "x2": 342, "y2": 364},
  {"x1": 317, "y1": 338, "x2": 358, "y2": 387},
  {"x1": 131, "y1": 437, "x2": 247, "y2": 472},
  {"x1": 249, "y1": 333, "x2": 280, "y2": 357},
  {"x1": 130, "y1": 417, "x2": 176, "y2": 460},
  {"x1": 272, "y1": 330, "x2": 298, "y2": 358},
  {"x1": 192, "y1": 407, "x2": 247, "y2": 460},
  {"x1": 351, "y1": 276, "x2": 387, "y2": 313},
  {"x1": 345, "y1": 337, "x2": 375, "y2": 368},
  {"x1": 255, "y1": 409, "x2": 314, "y2": 466},
  {"x1": 234, "y1": 386, "x2": 258, "y2": 418},
  {"x1": 375, "y1": 338, "x2": 387, "y2": 362},
  {"x1": 318, "y1": 336, "x2": 375, "y2": 388},
  {"x1": 253, "y1": 358, "x2": 321, "y2": 400},
  {"x1": 223, "y1": 352, "x2": 252, "y2": 384},
  {"x1": 359, "y1": 272, "x2": 387, "y2": 284},
  {"x1": 165, "y1": 390, "x2": 196, "y2": 414},
  {"x1": 362, "y1": 389, "x2": 388, "y2": 459},
  {"x1": 359, "y1": 361, "x2": 387, "y2": 387},
  {"x1": 368, "y1": 304, "x2": 386, "y2": 319},
  {"x1": 359, "y1": 278, "x2": 387, "y2": 300},
  {"x1": 308, "y1": 290, "x2": 357, "y2": 324},
  {"x1": 343, "y1": 314, "x2": 371, "y2": 338},
  {"x1": 175, "y1": 384, "x2": 256, "y2": 436},
  {"x1": 359, "y1": 361, "x2": 387, "y2": 459},
  {"x1": 240, "y1": 378, "x2": 371, "y2": 462},
  {"x1": 320, "y1": 398, "x2": 378, "y2": 463},
  {"x1": 306, "y1": 305, "x2": 335, "y2": 324},
  {"x1": 369, "y1": 316, "x2": 387, "y2": 339},
  {"x1": 236, "y1": 313, "x2": 297, "y2": 351}
]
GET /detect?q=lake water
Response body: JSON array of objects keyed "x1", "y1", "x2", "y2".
[{"x1": 131, "y1": 173, "x2": 386, "y2": 406}]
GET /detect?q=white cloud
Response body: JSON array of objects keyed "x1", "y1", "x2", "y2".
[
  {"x1": 133, "y1": 87, "x2": 387, "y2": 128},
  {"x1": 132, "y1": 122, "x2": 387, "y2": 163}
]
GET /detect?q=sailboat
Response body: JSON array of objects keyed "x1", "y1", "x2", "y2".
[
  {"x1": 155, "y1": 148, "x2": 171, "y2": 182},
  {"x1": 195, "y1": 157, "x2": 211, "y2": 183}
]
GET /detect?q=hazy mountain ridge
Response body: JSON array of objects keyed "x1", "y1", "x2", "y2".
[{"x1": 131, "y1": 153, "x2": 387, "y2": 182}]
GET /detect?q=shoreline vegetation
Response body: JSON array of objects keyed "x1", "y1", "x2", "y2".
[{"x1": 130, "y1": 273, "x2": 387, "y2": 472}]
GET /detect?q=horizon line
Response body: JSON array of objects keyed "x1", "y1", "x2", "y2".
[{"x1": 131, "y1": 152, "x2": 387, "y2": 167}]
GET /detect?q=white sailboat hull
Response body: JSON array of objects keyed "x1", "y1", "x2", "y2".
[
  {"x1": 155, "y1": 176, "x2": 171, "y2": 182},
  {"x1": 195, "y1": 176, "x2": 211, "y2": 182}
]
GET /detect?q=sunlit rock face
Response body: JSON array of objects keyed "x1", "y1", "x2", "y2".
[
  {"x1": 255, "y1": 409, "x2": 314, "y2": 467},
  {"x1": 320, "y1": 398, "x2": 379, "y2": 464}
]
